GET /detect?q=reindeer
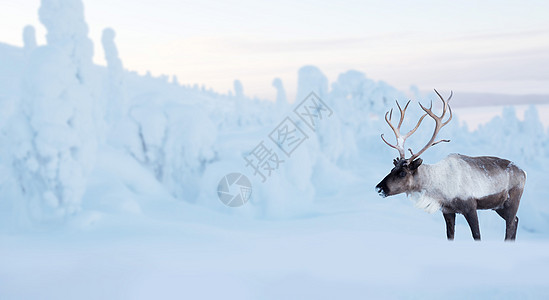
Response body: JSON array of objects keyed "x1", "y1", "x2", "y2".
[{"x1": 375, "y1": 90, "x2": 526, "y2": 241}]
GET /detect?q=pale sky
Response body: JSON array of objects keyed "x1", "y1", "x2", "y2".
[{"x1": 1, "y1": 0, "x2": 548, "y2": 101}]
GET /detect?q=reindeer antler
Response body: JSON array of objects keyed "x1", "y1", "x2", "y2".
[
  {"x1": 408, "y1": 89, "x2": 453, "y2": 162},
  {"x1": 381, "y1": 100, "x2": 428, "y2": 159}
]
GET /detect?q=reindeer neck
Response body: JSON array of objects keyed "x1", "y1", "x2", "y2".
[{"x1": 411, "y1": 163, "x2": 434, "y2": 193}]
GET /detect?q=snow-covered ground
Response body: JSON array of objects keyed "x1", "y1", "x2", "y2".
[
  {"x1": 3, "y1": 211, "x2": 549, "y2": 299},
  {"x1": 1, "y1": 1, "x2": 549, "y2": 299}
]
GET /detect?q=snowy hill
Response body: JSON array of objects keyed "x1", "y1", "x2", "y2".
[{"x1": 1, "y1": 0, "x2": 549, "y2": 299}]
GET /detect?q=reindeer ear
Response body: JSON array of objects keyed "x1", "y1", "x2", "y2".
[
  {"x1": 410, "y1": 158, "x2": 423, "y2": 170},
  {"x1": 393, "y1": 158, "x2": 399, "y2": 166}
]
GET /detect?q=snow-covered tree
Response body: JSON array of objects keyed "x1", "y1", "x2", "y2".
[
  {"x1": 22, "y1": 25, "x2": 37, "y2": 55},
  {"x1": 12, "y1": 0, "x2": 99, "y2": 222},
  {"x1": 101, "y1": 27, "x2": 126, "y2": 127},
  {"x1": 272, "y1": 77, "x2": 288, "y2": 116},
  {"x1": 296, "y1": 65, "x2": 329, "y2": 102}
]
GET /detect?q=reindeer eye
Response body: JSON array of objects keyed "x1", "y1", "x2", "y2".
[{"x1": 398, "y1": 171, "x2": 406, "y2": 178}]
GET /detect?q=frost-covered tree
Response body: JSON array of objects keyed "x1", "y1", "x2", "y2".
[
  {"x1": 39, "y1": 0, "x2": 95, "y2": 83},
  {"x1": 272, "y1": 78, "x2": 286, "y2": 103},
  {"x1": 518, "y1": 105, "x2": 545, "y2": 163},
  {"x1": 475, "y1": 107, "x2": 519, "y2": 160},
  {"x1": 101, "y1": 27, "x2": 126, "y2": 127},
  {"x1": 296, "y1": 65, "x2": 328, "y2": 102},
  {"x1": 233, "y1": 79, "x2": 244, "y2": 116},
  {"x1": 123, "y1": 98, "x2": 217, "y2": 203},
  {"x1": 272, "y1": 77, "x2": 287, "y2": 111},
  {"x1": 22, "y1": 25, "x2": 37, "y2": 55},
  {"x1": 233, "y1": 79, "x2": 244, "y2": 99},
  {"x1": 12, "y1": 0, "x2": 99, "y2": 222}
]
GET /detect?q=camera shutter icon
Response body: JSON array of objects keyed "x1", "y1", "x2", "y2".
[{"x1": 217, "y1": 173, "x2": 252, "y2": 207}]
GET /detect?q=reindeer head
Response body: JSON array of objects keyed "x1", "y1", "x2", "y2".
[{"x1": 375, "y1": 89, "x2": 453, "y2": 198}]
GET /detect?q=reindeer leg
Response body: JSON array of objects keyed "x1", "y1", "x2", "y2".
[
  {"x1": 463, "y1": 210, "x2": 481, "y2": 241},
  {"x1": 496, "y1": 209, "x2": 519, "y2": 241},
  {"x1": 495, "y1": 209, "x2": 515, "y2": 241},
  {"x1": 496, "y1": 187, "x2": 523, "y2": 241},
  {"x1": 511, "y1": 217, "x2": 519, "y2": 240},
  {"x1": 443, "y1": 212, "x2": 456, "y2": 240}
]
